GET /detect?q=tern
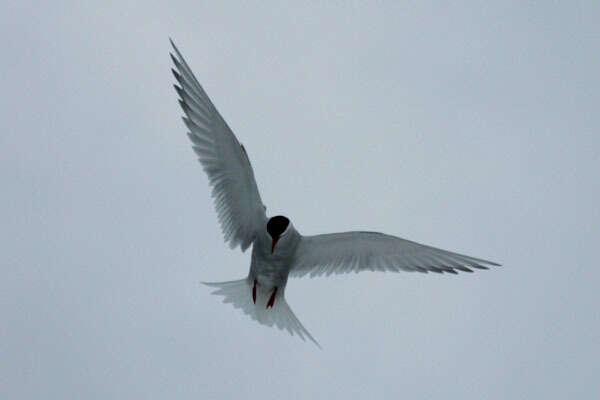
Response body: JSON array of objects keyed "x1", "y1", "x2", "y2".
[{"x1": 170, "y1": 40, "x2": 499, "y2": 347}]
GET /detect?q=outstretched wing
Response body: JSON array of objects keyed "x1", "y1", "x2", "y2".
[
  {"x1": 170, "y1": 40, "x2": 267, "y2": 251},
  {"x1": 290, "y1": 231, "x2": 500, "y2": 278}
]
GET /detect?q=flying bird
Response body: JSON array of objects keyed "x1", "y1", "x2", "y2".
[{"x1": 170, "y1": 40, "x2": 500, "y2": 347}]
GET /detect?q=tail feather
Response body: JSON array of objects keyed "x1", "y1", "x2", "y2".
[{"x1": 202, "y1": 278, "x2": 320, "y2": 348}]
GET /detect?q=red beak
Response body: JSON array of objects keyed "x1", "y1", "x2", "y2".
[{"x1": 271, "y1": 236, "x2": 281, "y2": 253}]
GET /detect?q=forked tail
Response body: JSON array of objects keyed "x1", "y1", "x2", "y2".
[{"x1": 202, "y1": 278, "x2": 320, "y2": 348}]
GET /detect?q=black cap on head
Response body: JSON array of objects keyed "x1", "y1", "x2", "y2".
[{"x1": 267, "y1": 216, "x2": 290, "y2": 239}]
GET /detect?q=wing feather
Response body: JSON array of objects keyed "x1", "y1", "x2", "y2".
[
  {"x1": 290, "y1": 231, "x2": 499, "y2": 278},
  {"x1": 170, "y1": 40, "x2": 267, "y2": 251}
]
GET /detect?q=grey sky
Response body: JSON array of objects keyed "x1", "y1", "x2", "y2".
[{"x1": 2, "y1": 1, "x2": 599, "y2": 399}]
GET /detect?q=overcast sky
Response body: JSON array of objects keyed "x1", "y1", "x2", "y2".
[{"x1": 2, "y1": 1, "x2": 599, "y2": 399}]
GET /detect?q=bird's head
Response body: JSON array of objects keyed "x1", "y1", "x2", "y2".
[{"x1": 267, "y1": 215, "x2": 292, "y2": 253}]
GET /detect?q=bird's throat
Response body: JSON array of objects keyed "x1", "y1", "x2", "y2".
[{"x1": 271, "y1": 237, "x2": 280, "y2": 253}]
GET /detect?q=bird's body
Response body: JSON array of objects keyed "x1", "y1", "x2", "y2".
[
  {"x1": 170, "y1": 40, "x2": 500, "y2": 347},
  {"x1": 250, "y1": 218, "x2": 298, "y2": 291}
]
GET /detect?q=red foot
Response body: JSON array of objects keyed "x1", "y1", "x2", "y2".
[
  {"x1": 252, "y1": 279, "x2": 257, "y2": 304},
  {"x1": 266, "y1": 287, "x2": 278, "y2": 309}
]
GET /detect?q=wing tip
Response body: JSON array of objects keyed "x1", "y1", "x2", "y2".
[
  {"x1": 171, "y1": 67, "x2": 182, "y2": 84},
  {"x1": 169, "y1": 37, "x2": 182, "y2": 57}
]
